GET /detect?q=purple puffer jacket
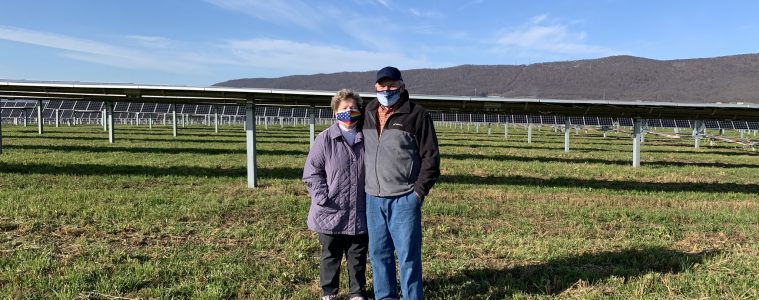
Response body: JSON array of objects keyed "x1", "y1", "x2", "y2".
[{"x1": 303, "y1": 123, "x2": 366, "y2": 235}]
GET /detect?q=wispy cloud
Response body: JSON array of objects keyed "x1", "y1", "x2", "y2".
[
  {"x1": 409, "y1": 8, "x2": 443, "y2": 18},
  {"x1": 494, "y1": 14, "x2": 623, "y2": 57},
  {"x1": 0, "y1": 25, "x2": 432, "y2": 78},
  {"x1": 0, "y1": 26, "x2": 198, "y2": 73},
  {"x1": 205, "y1": 0, "x2": 405, "y2": 51},
  {"x1": 204, "y1": 0, "x2": 325, "y2": 30},
  {"x1": 124, "y1": 35, "x2": 177, "y2": 49},
  {"x1": 223, "y1": 38, "x2": 432, "y2": 74},
  {"x1": 458, "y1": 0, "x2": 484, "y2": 10}
]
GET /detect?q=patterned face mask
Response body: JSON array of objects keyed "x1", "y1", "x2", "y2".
[
  {"x1": 376, "y1": 89, "x2": 401, "y2": 107},
  {"x1": 335, "y1": 109, "x2": 362, "y2": 129}
]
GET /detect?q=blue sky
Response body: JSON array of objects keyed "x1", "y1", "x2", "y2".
[{"x1": 1, "y1": 0, "x2": 758, "y2": 86}]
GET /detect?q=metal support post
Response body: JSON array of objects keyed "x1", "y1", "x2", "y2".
[
  {"x1": 564, "y1": 117, "x2": 571, "y2": 153},
  {"x1": 106, "y1": 102, "x2": 115, "y2": 143},
  {"x1": 55, "y1": 109, "x2": 60, "y2": 127},
  {"x1": 504, "y1": 122, "x2": 509, "y2": 139},
  {"x1": 527, "y1": 119, "x2": 533, "y2": 144},
  {"x1": 214, "y1": 111, "x2": 219, "y2": 134},
  {"x1": 246, "y1": 103, "x2": 258, "y2": 188},
  {"x1": 172, "y1": 104, "x2": 178, "y2": 137},
  {"x1": 309, "y1": 105, "x2": 316, "y2": 148},
  {"x1": 37, "y1": 100, "x2": 44, "y2": 135},
  {"x1": 633, "y1": 118, "x2": 643, "y2": 167}
]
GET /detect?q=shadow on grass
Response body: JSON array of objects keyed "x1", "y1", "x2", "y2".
[
  {"x1": 426, "y1": 247, "x2": 719, "y2": 298},
  {"x1": 442, "y1": 173, "x2": 759, "y2": 194},
  {"x1": 8, "y1": 144, "x2": 308, "y2": 156},
  {"x1": 0, "y1": 161, "x2": 303, "y2": 179},
  {"x1": 5, "y1": 134, "x2": 310, "y2": 145},
  {"x1": 439, "y1": 142, "x2": 616, "y2": 152},
  {"x1": 442, "y1": 152, "x2": 759, "y2": 169}
]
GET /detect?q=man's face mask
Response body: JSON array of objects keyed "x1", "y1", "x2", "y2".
[
  {"x1": 335, "y1": 109, "x2": 362, "y2": 129},
  {"x1": 376, "y1": 89, "x2": 401, "y2": 107}
]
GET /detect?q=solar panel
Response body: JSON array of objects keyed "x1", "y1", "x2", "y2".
[
  {"x1": 141, "y1": 103, "x2": 157, "y2": 113},
  {"x1": 717, "y1": 121, "x2": 734, "y2": 129},
  {"x1": 584, "y1": 116, "x2": 600, "y2": 126},
  {"x1": 484, "y1": 114, "x2": 499, "y2": 123},
  {"x1": 60, "y1": 101, "x2": 75, "y2": 110},
  {"x1": 512, "y1": 115, "x2": 527, "y2": 124},
  {"x1": 295, "y1": 107, "x2": 309, "y2": 118},
  {"x1": 263, "y1": 107, "x2": 279, "y2": 117},
  {"x1": 618, "y1": 118, "x2": 633, "y2": 126},
  {"x1": 319, "y1": 108, "x2": 333, "y2": 118},
  {"x1": 673, "y1": 120, "x2": 690, "y2": 128},
  {"x1": 46, "y1": 100, "x2": 63, "y2": 110},
  {"x1": 155, "y1": 103, "x2": 171, "y2": 113},
  {"x1": 71, "y1": 101, "x2": 87, "y2": 110},
  {"x1": 747, "y1": 122, "x2": 759, "y2": 130},
  {"x1": 114, "y1": 102, "x2": 129, "y2": 111},
  {"x1": 569, "y1": 116, "x2": 584, "y2": 125},
  {"x1": 254, "y1": 105, "x2": 266, "y2": 115},
  {"x1": 42, "y1": 109, "x2": 54, "y2": 118},
  {"x1": 598, "y1": 117, "x2": 614, "y2": 126},
  {"x1": 703, "y1": 120, "x2": 720, "y2": 129},
  {"x1": 659, "y1": 119, "x2": 676, "y2": 128},
  {"x1": 195, "y1": 105, "x2": 211, "y2": 114},
  {"x1": 180, "y1": 104, "x2": 194, "y2": 114},
  {"x1": 87, "y1": 101, "x2": 103, "y2": 111},
  {"x1": 734, "y1": 121, "x2": 749, "y2": 129}
]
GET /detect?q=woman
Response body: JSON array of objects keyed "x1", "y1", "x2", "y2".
[{"x1": 303, "y1": 89, "x2": 367, "y2": 300}]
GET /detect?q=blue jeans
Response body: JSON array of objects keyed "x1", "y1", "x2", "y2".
[{"x1": 366, "y1": 191, "x2": 424, "y2": 300}]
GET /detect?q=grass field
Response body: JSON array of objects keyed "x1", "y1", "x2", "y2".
[{"x1": 1, "y1": 122, "x2": 758, "y2": 299}]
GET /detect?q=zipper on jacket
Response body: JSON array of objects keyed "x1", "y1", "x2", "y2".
[
  {"x1": 370, "y1": 110, "x2": 382, "y2": 196},
  {"x1": 374, "y1": 111, "x2": 404, "y2": 197}
]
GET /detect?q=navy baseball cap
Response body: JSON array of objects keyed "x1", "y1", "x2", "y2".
[{"x1": 376, "y1": 66, "x2": 403, "y2": 83}]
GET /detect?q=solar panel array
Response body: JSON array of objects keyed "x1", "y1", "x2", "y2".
[{"x1": 3, "y1": 99, "x2": 759, "y2": 130}]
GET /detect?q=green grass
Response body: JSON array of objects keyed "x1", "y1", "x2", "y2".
[{"x1": 1, "y1": 123, "x2": 758, "y2": 299}]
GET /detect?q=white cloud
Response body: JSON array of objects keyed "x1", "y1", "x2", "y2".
[
  {"x1": 409, "y1": 8, "x2": 443, "y2": 18},
  {"x1": 124, "y1": 35, "x2": 177, "y2": 49},
  {"x1": 0, "y1": 26, "x2": 200, "y2": 73},
  {"x1": 204, "y1": 0, "x2": 325, "y2": 30},
  {"x1": 223, "y1": 38, "x2": 431, "y2": 74},
  {"x1": 375, "y1": 0, "x2": 391, "y2": 8},
  {"x1": 494, "y1": 15, "x2": 622, "y2": 57},
  {"x1": 0, "y1": 26, "x2": 434, "y2": 81},
  {"x1": 205, "y1": 0, "x2": 406, "y2": 51}
]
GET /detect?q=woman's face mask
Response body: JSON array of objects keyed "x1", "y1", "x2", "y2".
[{"x1": 335, "y1": 108, "x2": 362, "y2": 129}]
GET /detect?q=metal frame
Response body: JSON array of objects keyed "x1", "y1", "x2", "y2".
[{"x1": 3, "y1": 80, "x2": 759, "y2": 188}]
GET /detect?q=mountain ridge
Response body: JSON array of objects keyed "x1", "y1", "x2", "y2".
[{"x1": 215, "y1": 54, "x2": 759, "y2": 103}]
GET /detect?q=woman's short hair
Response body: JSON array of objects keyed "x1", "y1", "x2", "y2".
[{"x1": 331, "y1": 89, "x2": 363, "y2": 112}]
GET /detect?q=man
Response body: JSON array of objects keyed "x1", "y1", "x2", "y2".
[{"x1": 363, "y1": 66, "x2": 440, "y2": 300}]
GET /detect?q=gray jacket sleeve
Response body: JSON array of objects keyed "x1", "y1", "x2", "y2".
[{"x1": 303, "y1": 134, "x2": 329, "y2": 205}]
